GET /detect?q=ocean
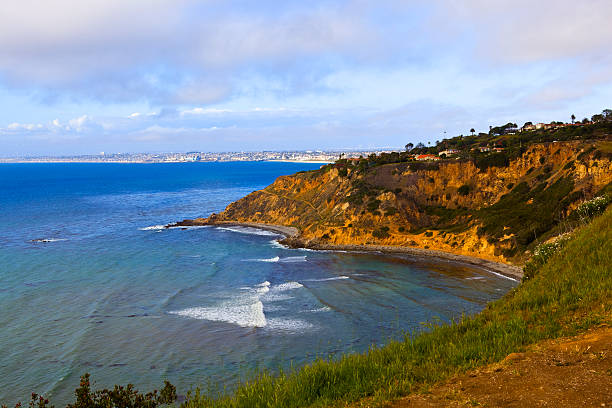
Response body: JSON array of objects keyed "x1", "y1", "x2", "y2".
[{"x1": 0, "y1": 162, "x2": 516, "y2": 404}]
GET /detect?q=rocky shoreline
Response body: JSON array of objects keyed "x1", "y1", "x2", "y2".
[{"x1": 170, "y1": 219, "x2": 523, "y2": 280}]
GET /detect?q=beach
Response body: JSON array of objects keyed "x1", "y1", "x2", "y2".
[{"x1": 172, "y1": 220, "x2": 523, "y2": 280}]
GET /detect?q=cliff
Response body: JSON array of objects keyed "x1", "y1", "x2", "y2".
[{"x1": 191, "y1": 140, "x2": 612, "y2": 265}]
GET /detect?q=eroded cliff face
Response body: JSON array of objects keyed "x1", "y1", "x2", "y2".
[{"x1": 203, "y1": 141, "x2": 612, "y2": 264}]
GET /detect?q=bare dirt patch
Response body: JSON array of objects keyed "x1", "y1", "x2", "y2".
[{"x1": 391, "y1": 325, "x2": 612, "y2": 407}]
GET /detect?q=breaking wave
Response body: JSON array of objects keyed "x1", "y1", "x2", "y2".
[{"x1": 217, "y1": 226, "x2": 281, "y2": 237}]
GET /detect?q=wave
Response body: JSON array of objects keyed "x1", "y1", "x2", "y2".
[
  {"x1": 255, "y1": 256, "x2": 280, "y2": 263},
  {"x1": 139, "y1": 225, "x2": 166, "y2": 231},
  {"x1": 269, "y1": 240, "x2": 288, "y2": 249},
  {"x1": 170, "y1": 280, "x2": 269, "y2": 327},
  {"x1": 305, "y1": 276, "x2": 349, "y2": 282},
  {"x1": 280, "y1": 256, "x2": 307, "y2": 263},
  {"x1": 217, "y1": 226, "x2": 281, "y2": 237},
  {"x1": 266, "y1": 318, "x2": 314, "y2": 332},
  {"x1": 272, "y1": 281, "x2": 303, "y2": 291},
  {"x1": 248, "y1": 256, "x2": 307, "y2": 263},
  {"x1": 140, "y1": 224, "x2": 209, "y2": 231},
  {"x1": 31, "y1": 238, "x2": 67, "y2": 243},
  {"x1": 169, "y1": 280, "x2": 309, "y2": 328},
  {"x1": 304, "y1": 306, "x2": 331, "y2": 313},
  {"x1": 170, "y1": 301, "x2": 266, "y2": 328}
]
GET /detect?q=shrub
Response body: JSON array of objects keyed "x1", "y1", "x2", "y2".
[
  {"x1": 367, "y1": 199, "x2": 381, "y2": 212},
  {"x1": 384, "y1": 208, "x2": 397, "y2": 216},
  {"x1": 372, "y1": 226, "x2": 390, "y2": 239},
  {"x1": 457, "y1": 184, "x2": 470, "y2": 196},
  {"x1": 475, "y1": 152, "x2": 509, "y2": 171},
  {"x1": 523, "y1": 234, "x2": 571, "y2": 281},
  {"x1": 573, "y1": 195, "x2": 611, "y2": 220},
  {"x1": 3, "y1": 374, "x2": 176, "y2": 408}
]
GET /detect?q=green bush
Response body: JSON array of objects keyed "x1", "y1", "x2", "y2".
[
  {"x1": 3, "y1": 374, "x2": 176, "y2": 408},
  {"x1": 457, "y1": 185, "x2": 470, "y2": 196},
  {"x1": 372, "y1": 226, "x2": 390, "y2": 239},
  {"x1": 573, "y1": 195, "x2": 611, "y2": 220}
]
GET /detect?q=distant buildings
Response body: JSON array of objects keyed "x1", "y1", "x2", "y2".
[
  {"x1": 438, "y1": 149, "x2": 459, "y2": 157},
  {"x1": 415, "y1": 154, "x2": 440, "y2": 161}
]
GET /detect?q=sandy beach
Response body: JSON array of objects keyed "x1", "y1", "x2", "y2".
[{"x1": 172, "y1": 219, "x2": 523, "y2": 280}]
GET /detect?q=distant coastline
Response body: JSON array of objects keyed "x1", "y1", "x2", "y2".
[{"x1": 0, "y1": 148, "x2": 395, "y2": 165}]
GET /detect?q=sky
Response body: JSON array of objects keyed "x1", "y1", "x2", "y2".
[{"x1": 1, "y1": 0, "x2": 612, "y2": 156}]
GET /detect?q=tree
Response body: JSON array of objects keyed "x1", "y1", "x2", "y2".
[
  {"x1": 470, "y1": 128, "x2": 475, "y2": 135},
  {"x1": 405, "y1": 143, "x2": 413, "y2": 151},
  {"x1": 592, "y1": 114, "x2": 604, "y2": 123},
  {"x1": 523, "y1": 121, "x2": 533, "y2": 127},
  {"x1": 603, "y1": 109, "x2": 612, "y2": 120},
  {"x1": 582, "y1": 118, "x2": 589, "y2": 124},
  {"x1": 571, "y1": 114, "x2": 576, "y2": 123}
]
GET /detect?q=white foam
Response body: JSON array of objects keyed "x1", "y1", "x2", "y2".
[
  {"x1": 272, "y1": 281, "x2": 304, "y2": 291},
  {"x1": 266, "y1": 318, "x2": 314, "y2": 332},
  {"x1": 31, "y1": 238, "x2": 67, "y2": 243},
  {"x1": 480, "y1": 269, "x2": 519, "y2": 282},
  {"x1": 305, "y1": 276, "x2": 349, "y2": 282},
  {"x1": 305, "y1": 306, "x2": 331, "y2": 313},
  {"x1": 217, "y1": 226, "x2": 281, "y2": 237},
  {"x1": 248, "y1": 255, "x2": 307, "y2": 263},
  {"x1": 170, "y1": 280, "x2": 270, "y2": 327},
  {"x1": 255, "y1": 256, "x2": 280, "y2": 263},
  {"x1": 269, "y1": 240, "x2": 288, "y2": 249},
  {"x1": 139, "y1": 225, "x2": 166, "y2": 231},
  {"x1": 279, "y1": 256, "x2": 307, "y2": 263},
  {"x1": 170, "y1": 301, "x2": 266, "y2": 328},
  {"x1": 466, "y1": 276, "x2": 485, "y2": 280},
  {"x1": 140, "y1": 224, "x2": 209, "y2": 231}
]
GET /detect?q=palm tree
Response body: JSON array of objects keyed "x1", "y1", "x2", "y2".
[
  {"x1": 470, "y1": 128, "x2": 475, "y2": 136},
  {"x1": 571, "y1": 114, "x2": 576, "y2": 124}
]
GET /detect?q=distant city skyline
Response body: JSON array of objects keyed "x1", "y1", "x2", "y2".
[{"x1": 1, "y1": 1, "x2": 611, "y2": 156}]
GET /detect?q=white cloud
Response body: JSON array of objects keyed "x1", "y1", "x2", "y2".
[
  {"x1": 6, "y1": 122, "x2": 43, "y2": 131},
  {"x1": 0, "y1": 1, "x2": 376, "y2": 104},
  {"x1": 439, "y1": 0, "x2": 612, "y2": 64}
]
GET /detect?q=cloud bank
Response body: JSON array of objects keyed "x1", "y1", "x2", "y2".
[{"x1": 1, "y1": 0, "x2": 611, "y2": 155}]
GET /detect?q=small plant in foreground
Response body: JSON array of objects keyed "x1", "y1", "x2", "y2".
[
  {"x1": 523, "y1": 233, "x2": 572, "y2": 281},
  {"x1": 3, "y1": 374, "x2": 177, "y2": 408}
]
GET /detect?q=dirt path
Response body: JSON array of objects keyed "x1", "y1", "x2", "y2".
[{"x1": 390, "y1": 325, "x2": 612, "y2": 407}]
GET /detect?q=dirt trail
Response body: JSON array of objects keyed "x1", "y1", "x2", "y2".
[{"x1": 390, "y1": 325, "x2": 612, "y2": 407}]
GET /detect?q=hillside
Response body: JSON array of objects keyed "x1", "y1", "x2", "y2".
[{"x1": 192, "y1": 138, "x2": 612, "y2": 265}]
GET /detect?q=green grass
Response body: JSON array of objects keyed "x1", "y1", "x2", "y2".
[{"x1": 183, "y1": 208, "x2": 612, "y2": 408}]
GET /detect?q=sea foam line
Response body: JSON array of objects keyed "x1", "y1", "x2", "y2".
[
  {"x1": 217, "y1": 226, "x2": 281, "y2": 237},
  {"x1": 305, "y1": 276, "x2": 349, "y2": 282}
]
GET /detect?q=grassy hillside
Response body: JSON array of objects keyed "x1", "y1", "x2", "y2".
[{"x1": 181, "y1": 206, "x2": 612, "y2": 407}]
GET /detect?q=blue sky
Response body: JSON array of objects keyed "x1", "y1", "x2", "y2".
[{"x1": 1, "y1": 0, "x2": 611, "y2": 156}]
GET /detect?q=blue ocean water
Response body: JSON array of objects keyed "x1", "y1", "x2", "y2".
[{"x1": 0, "y1": 162, "x2": 516, "y2": 404}]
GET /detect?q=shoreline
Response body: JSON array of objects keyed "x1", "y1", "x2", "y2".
[{"x1": 171, "y1": 219, "x2": 523, "y2": 280}]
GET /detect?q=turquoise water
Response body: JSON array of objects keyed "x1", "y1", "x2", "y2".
[{"x1": 0, "y1": 163, "x2": 516, "y2": 404}]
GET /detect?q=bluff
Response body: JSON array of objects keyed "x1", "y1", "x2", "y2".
[{"x1": 193, "y1": 140, "x2": 612, "y2": 265}]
